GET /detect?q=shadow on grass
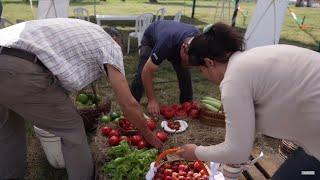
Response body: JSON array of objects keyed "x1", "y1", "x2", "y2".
[{"x1": 38, "y1": 162, "x2": 68, "y2": 180}]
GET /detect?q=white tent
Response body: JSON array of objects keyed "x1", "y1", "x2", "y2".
[
  {"x1": 244, "y1": 0, "x2": 289, "y2": 49},
  {"x1": 29, "y1": 0, "x2": 70, "y2": 19}
]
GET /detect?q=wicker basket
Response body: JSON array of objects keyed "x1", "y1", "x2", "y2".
[
  {"x1": 199, "y1": 106, "x2": 225, "y2": 128},
  {"x1": 75, "y1": 85, "x2": 111, "y2": 133},
  {"x1": 146, "y1": 148, "x2": 211, "y2": 180},
  {"x1": 77, "y1": 99, "x2": 111, "y2": 133}
]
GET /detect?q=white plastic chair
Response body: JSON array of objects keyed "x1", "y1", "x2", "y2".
[
  {"x1": 154, "y1": 7, "x2": 167, "y2": 21},
  {"x1": 173, "y1": 10, "x2": 182, "y2": 22},
  {"x1": 0, "y1": 18, "x2": 13, "y2": 29},
  {"x1": 73, "y1": 7, "x2": 90, "y2": 21},
  {"x1": 127, "y1": 13, "x2": 154, "y2": 54}
]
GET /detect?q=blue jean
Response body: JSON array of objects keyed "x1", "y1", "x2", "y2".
[{"x1": 272, "y1": 147, "x2": 320, "y2": 180}]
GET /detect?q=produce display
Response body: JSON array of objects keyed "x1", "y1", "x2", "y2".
[
  {"x1": 96, "y1": 98, "x2": 222, "y2": 180},
  {"x1": 118, "y1": 118, "x2": 157, "y2": 133},
  {"x1": 160, "y1": 101, "x2": 200, "y2": 120},
  {"x1": 153, "y1": 160, "x2": 209, "y2": 180},
  {"x1": 101, "y1": 120, "x2": 168, "y2": 147},
  {"x1": 102, "y1": 142, "x2": 158, "y2": 180}
]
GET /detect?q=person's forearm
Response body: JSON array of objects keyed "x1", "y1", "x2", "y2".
[
  {"x1": 118, "y1": 96, "x2": 152, "y2": 135},
  {"x1": 195, "y1": 139, "x2": 253, "y2": 164},
  {"x1": 105, "y1": 64, "x2": 157, "y2": 143},
  {"x1": 142, "y1": 68, "x2": 157, "y2": 101},
  {"x1": 194, "y1": 81, "x2": 256, "y2": 164}
]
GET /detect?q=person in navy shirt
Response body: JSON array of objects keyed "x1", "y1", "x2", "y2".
[{"x1": 130, "y1": 20, "x2": 200, "y2": 117}]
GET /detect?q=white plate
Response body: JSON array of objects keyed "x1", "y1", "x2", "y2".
[{"x1": 161, "y1": 120, "x2": 188, "y2": 133}]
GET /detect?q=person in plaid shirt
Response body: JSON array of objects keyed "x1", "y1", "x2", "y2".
[{"x1": 0, "y1": 18, "x2": 162, "y2": 180}]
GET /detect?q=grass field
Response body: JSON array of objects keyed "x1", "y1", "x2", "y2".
[{"x1": 1, "y1": 0, "x2": 319, "y2": 179}]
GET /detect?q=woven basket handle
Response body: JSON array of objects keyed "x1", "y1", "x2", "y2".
[{"x1": 155, "y1": 148, "x2": 209, "y2": 176}]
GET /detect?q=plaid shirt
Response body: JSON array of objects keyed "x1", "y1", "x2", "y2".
[{"x1": 0, "y1": 18, "x2": 124, "y2": 91}]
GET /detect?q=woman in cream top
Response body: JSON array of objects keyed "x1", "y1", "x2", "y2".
[{"x1": 177, "y1": 22, "x2": 320, "y2": 180}]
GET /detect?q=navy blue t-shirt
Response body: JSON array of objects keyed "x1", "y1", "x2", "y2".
[{"x1": 143, "y1": 20, "x2": 199, "y2": 65}]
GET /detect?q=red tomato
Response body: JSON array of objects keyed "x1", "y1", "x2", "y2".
[
  {"x1": 158, "y1": 167, "x2": 165, "y2": 173},
  {"x1": 101, "y1": 126, "x2": 112, "y2": 136},
  {"x1": 193, "y1": 161, "x2": 202, "y2": 172},
  {"x1": 178, "y1": 170, "x2": 187, "y2": 177},
  {"x1": 119, "y1": 136, "x2": 129, "y2": 143},
  {"x1": 147, "y1": 119, "x2": 157, "y2": 131},
  {"x1": 108, "y1": 129, "x2": 120, "y2": 138},
  {"x1": 154, "y1": 173, "x2": 164, "y2": 180},
  {"x1": 163, "y1": 108, "x2": 175, "y2": 119},
  {"x1": 108, "y1": 136, "x2": 120, "y2": 146},
  {"x1": 165, "y1": 176, "x2": 173, "y2": 180},
  {"x1": 178, "y1": 164, "x2": 188, "y2": 172},
  {"x1": 172, "y1": 165, "x2": 179, "y2": 172},
  {"x1": 172, "y1": 172, "x2": 179, "y2": 178},
  {"x1": 130, "y1": 135, "x2": 143, "y2": 145},
  {"x1": 191, "y1": 101, "x2": 200, "y2": 109},
  {"x1": 187, "y1": 171, "x2": 194, "y2": 177},
  {"x1": 156, "y1": 131, "x2": 168, "y2": 142},
  {"x1": 164, "y1": 169, "x2": 173, "y2": 176},
  {"x1": 199, "y1": 169, "x2": 207, "y2": 176},
  {"x1": 160, "y1": 105, "x2": 170, "y2": 114},
  {"x1": 137, "y1": 140, "x2": 147, "y2": 149},
  {"x1": 189, "y1": 109, "x2": 200, "y2": 119},
  {"x1": 178, "y1": 176, "x2": 186, "y2": 180},
  {"x1": 182, "y1": 101, "x2": 192, "y2": 112},
  {"x1": 163, "y1": 163, "x2": 171, "y2": 169},
  {"x1": 175, "y1": 110, "x2": 188, "y2": 118},
  {"x1": 171, "y1": 104, "x2": 179, "y2": 110}
]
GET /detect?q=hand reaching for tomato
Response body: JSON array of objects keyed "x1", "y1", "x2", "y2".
[
  {"x1": 176, "y1": 144, "x2": 198, "y2": 161},
  {"x1": 148, "y1": 100, "x2": 160, "y2": 118}
]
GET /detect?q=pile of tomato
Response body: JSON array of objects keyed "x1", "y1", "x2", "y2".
[
  {"x1": 154, "y1": 160, "x2": 209, "y2": 180},
  {"x1": 160, "y1": 101, "x2": 200, "y2": 120}
]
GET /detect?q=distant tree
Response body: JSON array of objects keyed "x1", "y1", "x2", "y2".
[
  {"x1": 149, "y1": 0, "x2": 158, "y2": 3},
  {"x1": 296, "y1": 0, "x2": 313, "y2": 7}
]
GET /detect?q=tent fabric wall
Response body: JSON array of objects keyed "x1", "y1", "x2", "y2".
[
  {"x1": 244, "y1": 0, "x2": 289, "y2": 49},
  {"x1": 37, "y1": 0, "x2": 70, "y2": 19}
]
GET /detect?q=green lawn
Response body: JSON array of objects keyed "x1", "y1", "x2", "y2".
[{"x1": 1, "y1": 0, "x2": 319, "y2": 179}]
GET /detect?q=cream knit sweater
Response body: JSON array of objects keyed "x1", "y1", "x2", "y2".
[{"x1": 195, "y1": 45, "x2": 320, "y2": 163}]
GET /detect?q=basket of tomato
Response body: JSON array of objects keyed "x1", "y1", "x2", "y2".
[{"x1": 146, "y1": 148, "x2": 211, "y2": 180}]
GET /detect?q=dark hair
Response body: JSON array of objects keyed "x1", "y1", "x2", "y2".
[
  {"x1": 103, "y1": 27, "x2": 125, "y2": 53},
  {"x1": 188, "y1": 22, "x2": 245, "y2": 66}
]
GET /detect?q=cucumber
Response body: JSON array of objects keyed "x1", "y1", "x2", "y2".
[
  {"x1": 201, "y1": 99, "x2": 222, "y2": 110},
  {"x1": 203, "y1": 96, "x2": 222, "y2": 104},
  {"x1": 203, "y1": 104, "x2": 219, "y2": 112}
]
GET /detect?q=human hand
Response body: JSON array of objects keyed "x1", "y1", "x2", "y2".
[
  {"x1": 143, "y1": 132, "x2": 163, "y2": 149},
  {"x1": 147, "y1": 100, "x2": 160, "y2": 118},
  {"x1": 176, "y1": 144, "x2": 198, "y2": 160}
]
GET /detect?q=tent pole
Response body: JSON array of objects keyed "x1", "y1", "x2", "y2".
[
  {"x1": 231, "y1": 0, "x2": 240, "y2": 27},
  {"x1": 94, "y1": 0, "x2": 96, "y2": 16},
  {"x1": 191, "y1": 0, "x2": 196, "y2": 18}
]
